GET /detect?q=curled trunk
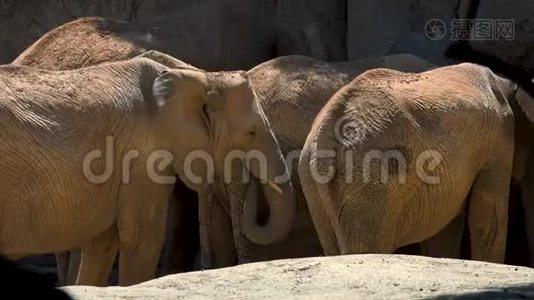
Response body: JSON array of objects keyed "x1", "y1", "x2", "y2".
[{"x1": 240, "y1": 130, "x2": 296, "y2": 245}]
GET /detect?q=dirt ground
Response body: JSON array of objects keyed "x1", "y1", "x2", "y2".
[{"x1": 64, "y1": 254, "x2": 534, "y2": 299}]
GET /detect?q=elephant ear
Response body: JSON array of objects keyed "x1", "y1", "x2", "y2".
[
  {"x1": 515, "y1": 79, "x2": 534, "y2": 123},
  {"x1": 152, "y1": 69, "x2": 209, "y2": 109}
]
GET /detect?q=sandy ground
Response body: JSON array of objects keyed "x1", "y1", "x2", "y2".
[{"x1": 64, "y1": 254, "x2": 534, "y2": 299}]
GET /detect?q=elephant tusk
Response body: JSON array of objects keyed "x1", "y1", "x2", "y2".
[{"x1": 267, "y1": 179, "x2": 283, "y2": 195}]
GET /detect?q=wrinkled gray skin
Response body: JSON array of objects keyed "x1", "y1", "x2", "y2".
[
  {"x1": 12, "y1": 2, "x2": 339, "y2": 71},
  {"x1": 298, "y1": 63, "x2": 534, "y2": 264},
  {"x1": 201, "y1": 54, "x2": 439, "y2": 267}
]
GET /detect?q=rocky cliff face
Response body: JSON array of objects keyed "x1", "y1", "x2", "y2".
[
  {"x1": 347, "y1": 0, "x2": 463, "y2": 64},
  {"x1": 472, "y1": 0, "x2": 534, "y2": 72},
  {"x1": 1, "y1": 0, "x2": 531, "y2": 71},
  {"x1": 0, "y1": 0, "x2": 347, "y2": 64},
  {"x1": 347, "y1": 0, "x2": 533, "y2": 72}
]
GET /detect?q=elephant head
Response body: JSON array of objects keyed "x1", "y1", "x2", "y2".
[{"x1": 152, "y1": 68, "x2": 296, "y2": 245}]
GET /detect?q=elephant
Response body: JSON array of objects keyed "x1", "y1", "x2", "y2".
[
  {"x1": 51, "y1": 50, "x2": 206, "y2": 286},
  {"x1": 11, "y1": 2, "x2": 340, "y2": 72},
  {"x1": 11, "y1": 24, "x2": 438, "y2": 276},
  {"x1": 443, "y1": 43, "x2": 534, "y2": 267},
  {"x1": 201, "y1": 54, "x2": 438, "y2": 267},
  {"x1": 13, "y1": 35, "x2": 450, "y2": 278},
  {"x1": 10, "y1": 12, "x2": 327, "y2": 281},
  {"x1": 0, "y1": 57, "x2": 296, "y2": 286},
  {"x1": 298, "y1": 62, "x2": 534, "y2": 263}
]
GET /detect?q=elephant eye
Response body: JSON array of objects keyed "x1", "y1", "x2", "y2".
[{"x1": 247, "y1": 129, "x2": 256, "y2": 137}]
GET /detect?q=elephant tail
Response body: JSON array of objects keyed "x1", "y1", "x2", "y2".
[
  {"x1": 315, "y1": 178, "x2": 349, "y2": 254},
  {"x1": 299, "y1": 147, "x2": 347, "y2": 255}
]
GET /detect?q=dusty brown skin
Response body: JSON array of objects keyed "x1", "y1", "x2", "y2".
[
  {"x1": 0, "y1": 58, "x2": 296, "y2": 286},
  {"x1": 11, "y1": 15, "x2": 439, "y2": 270},
  {"x1": 12, "y1": 28, "x2": 447, "y2": 275},
  {"x1": 0, "y1": 58, "x2": 174, "y2": 285},
  {"x1": 52, "y1": 50, "x2": 204, "y2": 286},
  {"x1": 11, "y1": 19, "x2": 230, "y2": 279},
  {"x1": 11, "y1": 17, "x2": 231, "y2": 279},
  {"x1": 12, "y1": 13, "x2": 322, "y2": 277},
  {"x1": 200, "y1": 54, "x2": 437, "y2": 267},
  {"x1": 298, "y1": 63, "x2": 534, "y2": 263},
  {"x1": 14, "y1": 50, "x2": 205, "y2": 286}
]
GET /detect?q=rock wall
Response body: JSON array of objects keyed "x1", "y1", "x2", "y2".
[
  {"x1": 0, "y1": 0, "x2": 347, "y2": 64},
  {"x1": 347, "y1": 0, "x2": 463, "y2": 64},
  {"x1": 347, "y1": 0, "x2": 534, "y2": 70},
  {"x1": 0, "y1": 0, "x2": 180, "y2": 63},
  {"x1": 1, "y1": 0, "x2": 531, "y2": 70},
  {"x1": 472, "y1": 0, "x2": 534, "y2": 72}
]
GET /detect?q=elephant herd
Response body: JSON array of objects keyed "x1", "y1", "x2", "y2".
[{"x1": 1, "y1": 17, "x2": 533, "y2": 287}]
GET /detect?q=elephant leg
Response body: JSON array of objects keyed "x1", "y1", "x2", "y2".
[
  {"x1": 118, "y1": 199, "x2": 168, "y2": 286},
  {"x1": 419, "y1": 213, "x2": 465, "y2": 259},
  {"x1": 76, "y1": 226, "x2": 118, "y2": 286},
  {"x1": 66, "y1": 250, "x2": 81, "y2": 285},
  {"x1": 199, "y1": 188, "x2": 236, "y2": 269},
  {"x1": 468, "y1": 163, "x2": 511, "y2": 263},
  {"x1": 55, "y1": 251, "x2": 70, "y2": 286},
  {"x1": 119, "y1": 243, "x2": 163, "y2": 286}
]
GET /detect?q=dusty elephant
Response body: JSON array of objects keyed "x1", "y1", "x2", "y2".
[
  {"x1": 444, "y1": 43, "x2": 534, "y2": 267},
  {"x1": 11, "y1": 13, "x2": 321, "y2": 281},
  {"x1": 9, "y1": 11, "x2": 333, "y2": 274},
  {"x1": 14, "y1": 33, "x2": 438, "y2": 273},
  {"x1": 1, "y1": 58, "x2": 176, "y2": 286},
  {"x1": 0, "y1": 58, "x2": 296, "y2": 286},
  {"x1": 50, "y1": 50, "x2": 206, "y2": 286},
  {"x1": 298, "y1": 62, "x2": 534, "y2": 263},
  {"x1": 10, "y1": 7, "x2": 223, "y2": 279},
  {"x1": 45, "y1": 51, "x2": 297, "y2": 284},
  {"x1": 200, "y1": 54, "x2": 438, "y2": 267}
]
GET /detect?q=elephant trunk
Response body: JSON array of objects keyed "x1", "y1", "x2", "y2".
[{"x1": 240, "y1": 131, "x2": 296, "y2": 245}]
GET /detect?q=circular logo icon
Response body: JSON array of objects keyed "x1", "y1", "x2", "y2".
[
  {"x1": 334, "y1": 115, "x2": 364, "y2": 145},
  {"x1": 425, "y1": 19, "x2": 447, "y2": 41}
]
